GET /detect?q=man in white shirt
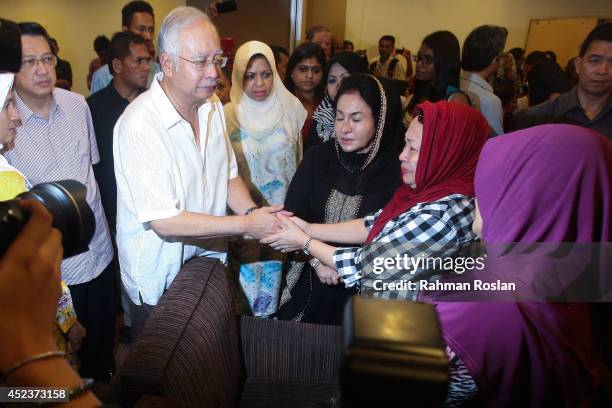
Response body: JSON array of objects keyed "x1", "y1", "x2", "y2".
[
  {"x1": 114, "y1": 6, "x2": 282, "y2": 338},
  {"x1": 369, "y1": 35, "x2": 408, "y2": 81},
  {"x1": 459, "y1": 25, "x2": 507, "y2": 136}
]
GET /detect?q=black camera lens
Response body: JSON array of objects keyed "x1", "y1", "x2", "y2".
[{"x1": 0, "y1": 180, "x2": 95, "y2": 258}]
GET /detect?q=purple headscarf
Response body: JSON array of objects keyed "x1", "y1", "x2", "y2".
[
  {"x1": 436, "y1": 125, "x2": 612, "y2": 407},
  {"x1": 475, "y1": 125, "x2": 611, "y2": 243}
]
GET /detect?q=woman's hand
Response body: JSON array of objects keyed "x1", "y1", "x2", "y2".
[
  {"x1": 315, "y1": 264, "x2": 342, "y2": 286},
  {"x1": 0, "y1": 200, "x2": 62, "y2": 369},
  {"x1": 261, "y1": 215, "x2": 310, "y2": 252},
  {"x1": 286, "y1": 215, "x2": 311, "y2": 236}
]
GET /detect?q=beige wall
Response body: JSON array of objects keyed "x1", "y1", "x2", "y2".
[
  {"x1": 345, "y1": 0, "x2": 612, "y2": 62},
  {"x1": 306, "y1": 0, "x2": 347, "y2": 43},
  {"x1": 5, "y1": 0, "x2": 610, "y2": 95},
  {"x1": 3, "y1": 0, "x2": 186, "y2": 96},
  {"x1": 188, "y1": 0, "x2": 293, "y2": 49},
  {"x1": 525, "y1": 18, "x2": 599, "y2": 69}
]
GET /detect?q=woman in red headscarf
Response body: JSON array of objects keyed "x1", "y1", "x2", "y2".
[{"x1": 263, "y1": 100, "x2": 489, "y2": 300}]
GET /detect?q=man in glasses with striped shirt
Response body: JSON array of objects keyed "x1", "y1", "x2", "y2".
[{"x1": 5, "y1": 22, "x2": 115, "y2": 382}]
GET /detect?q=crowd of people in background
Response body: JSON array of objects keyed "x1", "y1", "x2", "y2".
[{"x1": 0, "y1": 1, "x2": 611, "y2": 406}]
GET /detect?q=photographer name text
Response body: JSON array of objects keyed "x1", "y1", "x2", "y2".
[{"x1": 373, "y1": 279, "x2": 516, "y2": 292}]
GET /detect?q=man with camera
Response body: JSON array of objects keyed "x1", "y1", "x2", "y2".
[
  {"x1": 114, "y1": 7, "x2": 284, "y2": 340},
  {"x1": 4, "y1": 22, "x2": 115, "y2": 382},
  {"x1": 369, "y1": 35, "x2": 409, "y2": 80}
]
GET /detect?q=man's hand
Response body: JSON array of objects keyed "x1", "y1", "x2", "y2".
[
  {"x1": 205, "y1": 1, "x2": 219, "y2": 18},
  {"x1": 245, "y1": 206, "x2": 284, "y2": 239}
]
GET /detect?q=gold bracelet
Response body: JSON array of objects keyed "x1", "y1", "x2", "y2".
[
  {"x1": 2, "y1": 350, "x2": 67, "y2": 380},
  {"x1": 309, "y1": 258, "x2": 322, "y2": 269}
]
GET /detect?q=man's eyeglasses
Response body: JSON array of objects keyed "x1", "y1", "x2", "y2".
[
  {"x1": 412, "y1": 53, "x2": 435, "y2": 65},
  {"x1": 21, "y1": 55, "x2": 57, "y2": 69},
  {"x1": 176, "y1": 54, "x2": 228, "y2": 70}
]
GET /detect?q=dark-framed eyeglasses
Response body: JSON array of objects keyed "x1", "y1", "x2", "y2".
[
  {"x1": 21, "y1": 54, "x2": 57, "y2": 69},
  {"x1": 412, "y1": 53, "x2": 435, "y2": 65}
]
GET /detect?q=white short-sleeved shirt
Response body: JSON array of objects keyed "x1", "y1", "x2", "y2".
[{"x1": 114, "y1": 73, "x2": 238, "y2": 305}]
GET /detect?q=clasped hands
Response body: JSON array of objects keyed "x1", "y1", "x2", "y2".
[
  {"x1": 261, "y1": 213, "x2": 311, "y2": 253},
  {"x1": 243, "y1": 205, "x2": 307, "y2": 248},
  {"x1": 258, "y1": 212, "x2": 342, "y2": 286}
]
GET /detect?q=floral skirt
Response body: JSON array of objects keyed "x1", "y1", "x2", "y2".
[{"x1": 229, "y1": 237, "x2": 285, "y2": 317}]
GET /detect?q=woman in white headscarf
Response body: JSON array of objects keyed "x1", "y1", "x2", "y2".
[{"x1": 224, "y1": 41, "x2": 307, "y2": 316}]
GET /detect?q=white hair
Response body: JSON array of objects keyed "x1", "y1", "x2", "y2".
[{"x1": 158, "y1": 6, "x2": 214, "y2": 59}]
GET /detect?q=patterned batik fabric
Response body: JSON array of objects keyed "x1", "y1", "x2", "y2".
[
  {"x1": 228, "y1": 124, "x2": 299, "y2": 316},
  {"x1": 311, "y1": 95, "x2": 335, "y2": 143},
  {"x1": 54, "y1": 281, "x2": 79, "y2": 367},
  {"x1": 443, "y1": 345, "x2": 479, "y2": 407}
]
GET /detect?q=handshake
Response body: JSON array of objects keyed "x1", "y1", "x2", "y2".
[
  {"x1": 243, "y1": 205, "x2": 310, "y2": 252},
  {"x1": 244, "y1": 206, "x2": 342, "y2": 286}
]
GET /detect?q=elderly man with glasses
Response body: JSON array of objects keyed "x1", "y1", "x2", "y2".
[
  {"x1": 4, "y1": 22, "x2": 115, "y2": 381},
  {"x1": 113, "y1": 6, "x2": 284, "y2": 339}
]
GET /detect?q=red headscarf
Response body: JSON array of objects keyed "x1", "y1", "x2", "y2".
[{"x1": 365, "y1": 101, "x2": 489, "y2": 243}]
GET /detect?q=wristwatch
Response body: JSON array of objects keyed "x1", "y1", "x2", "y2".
[
  {"x1": 303, "y1": 237, "x2": 313, "y2": 255},
  {"x1": 244, "y1": 206, "x2": 258, "y2": 215}
]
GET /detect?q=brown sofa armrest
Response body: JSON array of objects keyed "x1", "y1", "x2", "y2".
[
  {"x1": 240, "y1": 317, "x2": 342, "y2": 384},
  {"x1": 120, "y1": 257, "x2": 243, "y2": 408}
]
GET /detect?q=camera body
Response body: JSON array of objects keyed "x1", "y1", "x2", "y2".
[
  {"x1": 216, "y1": 1, "x2": 238, "y2": 14},
  {"x1": 0, "y1": 180, "x2": 95, "y2": 259},
  {"x1": 0, "y1": 18, "x2": 22, "y2": 73}
]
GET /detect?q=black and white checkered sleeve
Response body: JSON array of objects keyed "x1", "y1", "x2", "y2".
[
  {"x1": 334, "y1": 212, "x2": 458, "y2": 289},
  {"x1": 333, "y1": 247, "x2": 362, "y2": 287},
  {"x1": 363, "y1": 209, "x2": 383, "y2": 231},
  {"x1": 362, "y1": 213, "x2": 457, "y2": 267}
]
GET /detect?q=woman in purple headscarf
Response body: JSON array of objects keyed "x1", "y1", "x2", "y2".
[{"x1": 435, "y1": 124, "x2": 611, "y2": 406}]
